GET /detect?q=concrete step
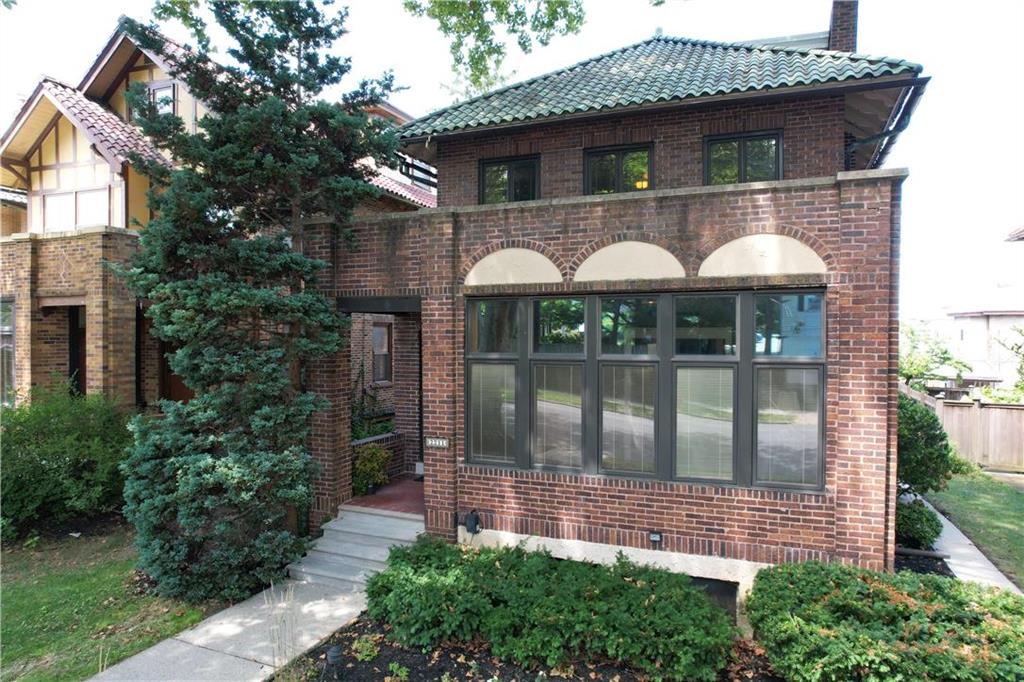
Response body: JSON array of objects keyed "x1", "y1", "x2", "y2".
[
  {"x1": 339, "y1": 504, "x2": 425, "y2": 523},
  {"x1": 314, "y1": 533, "x2": 401, "y2": 563},
  {"x1": 301, "y1": 546, "x2": 388, "y2": 573},
  {"x1": 320, "y1": 515, "x2": 423, "y2": 544},
  {"x1": 286, "y1": 564, "x2": 365, "y2": 591},
  {"x1": 289, "y1": 552, "x2": 382, "y2": 584}
]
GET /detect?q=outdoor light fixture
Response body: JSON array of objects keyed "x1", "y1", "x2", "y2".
[
  {"x1": 648, "y1": 530, "x2": 663, "y2": 546},
  {"x1": 464, "y1": 509, "x2": 481, "y2": 534}
]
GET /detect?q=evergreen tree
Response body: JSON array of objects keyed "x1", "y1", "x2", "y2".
[{"x1": 118, "y1": 0, "x2": 396, "y2": 601}]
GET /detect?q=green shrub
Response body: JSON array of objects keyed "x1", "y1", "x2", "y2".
[
  {"x1": 748, "y1": 561, "x2": 1024, "y2": 681},
  {"x1": 366, "y1": 536, "x2": 734, "y2": 681},
  {"x1": 352, "y1": 444, "x2": 390, "y2": 496},
  {"x1": 949, "y1": 448, "x2": 980, "y2": 476},
  {"x1": 898, "y1": 394, "x2": 954, "y2": 495},
  {"x1": 895, "y1": 499, "x2": 943, "y2": 549},
  {"x1": 1, "y1": 383, "x2": 131, "y2": 539}
]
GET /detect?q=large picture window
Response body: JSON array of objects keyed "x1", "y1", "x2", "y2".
[{"x1": 465, "y1": 291, "x2": 825, "y2": 490}]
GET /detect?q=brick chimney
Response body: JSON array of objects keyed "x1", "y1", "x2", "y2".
[{"x1": 828, "y1": 0, "x2": 858, "y2": 52}]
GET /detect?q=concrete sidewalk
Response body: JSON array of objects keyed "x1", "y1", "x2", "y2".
[
  {"x1": 922, "y1": 498, "x2": 1022, "y2": 595},
  {"x1": 91, "y1": 579, "x2": 365, "y2": 681}
]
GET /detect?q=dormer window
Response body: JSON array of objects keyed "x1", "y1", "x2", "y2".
[
  {"x1": 480, "y1": 156, "x2": 539, "y2": 204},
  {"x1": 705, "y1": 132, "x2": 781, "y2": 185},
  {"x1": 585, "y1": 146, "x2": 651, "y2": 195}
]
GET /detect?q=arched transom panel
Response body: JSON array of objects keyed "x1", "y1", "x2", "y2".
[
  {"x1": 698, "y1": 234, "x2": 827, "y2": 277},
  {"x1": 574, "y1": 241, "x2": 686, "y2": 282},
  {"x1": 464, "y1": 248, "x2": 563, "y2": 286}
]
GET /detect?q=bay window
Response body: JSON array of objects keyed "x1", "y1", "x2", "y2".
[{"x1": 466, "y1": 290, "x2": 825, "y2": 490}]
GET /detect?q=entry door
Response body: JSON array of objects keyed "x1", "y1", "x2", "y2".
[{"x1": 68, "y1": 306, "x2": 86, "y2": 394}]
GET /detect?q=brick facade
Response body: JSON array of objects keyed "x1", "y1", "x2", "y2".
[{"x1": 306, "y1": 153, "x2": 904, "y2": 572}]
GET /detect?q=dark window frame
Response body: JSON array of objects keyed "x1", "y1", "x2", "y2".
[
  {"x1": 128, "y1": 80, "x2": 177, "y2": 122},
  {"x1": 478, "y1": 155, "x2": 541, "y2": 205},
  {"x1": 583, "y1": 144, "x2": 654, "y2": 195},
  {"x1": 0, "y1": 297, "x2": 14, "y2": 407},
  {"x1": 372, "y1": 321, "x2": 393, "y2": 383},
  {"x1": 703, "y1": 130, "x2": 783, "y2": 185},
  {"x1": 464, "y1": 290, "x2": 826, "y2": 492}
]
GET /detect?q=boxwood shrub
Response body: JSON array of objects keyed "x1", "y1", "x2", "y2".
[
  {"x1": 748, "y1": 561, "x2": 1024, "y2": 681},
  {"x1": 366, "y1": 536, "x2": 735, "y2": 681},
  {"x1": 895, "y1": 498, "x2": 943, "y2": 549}
]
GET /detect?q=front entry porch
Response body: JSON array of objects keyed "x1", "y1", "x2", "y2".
[{"x1": 348, "y1": 476, "x2": 425, "y2": 516}]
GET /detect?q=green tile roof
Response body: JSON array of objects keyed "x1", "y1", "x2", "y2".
[{"x1": 401, "y1": 35, "x2": 923, "y2": 139}]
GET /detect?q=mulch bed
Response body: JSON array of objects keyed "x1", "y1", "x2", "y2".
[
  {"x1": 895, "y1": 552, "x2": 957, "y2": 578},
  {"x1": 276, "y1": 614, "x2": 782, "y2": 681}
]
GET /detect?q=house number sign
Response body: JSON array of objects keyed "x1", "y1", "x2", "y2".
[{"x1": 425, "y1": 437, "x2": 449, "y2": 449}]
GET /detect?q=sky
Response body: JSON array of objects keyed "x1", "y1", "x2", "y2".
[{"x1": 2, "y1": 0, "x2": 1022, "y2": 322}]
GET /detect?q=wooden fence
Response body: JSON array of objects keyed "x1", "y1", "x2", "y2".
[{"x1": 900, "y1": 384, "x2": 1024, "y2": 472}]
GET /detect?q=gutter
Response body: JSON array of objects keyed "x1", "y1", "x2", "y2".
[{"x1": 861, "y1": 76, "x2": 929, "y2": 168}]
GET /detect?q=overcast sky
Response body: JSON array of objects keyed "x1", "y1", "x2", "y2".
[{"x1": 2, "y1": 0, "x2": 1022, "y2": 322}]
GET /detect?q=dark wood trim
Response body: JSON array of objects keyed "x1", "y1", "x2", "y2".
[
  {"x1": 1, "y1": 160, "x2": 29, "y2": 186},
  {"x1": 100, "y1": 47, "x2": 143, "y2": 103},
  {"x1": 23, "y1": 112, "x2": 61, "y2": 165},
  {"x1": 337, "y1": 296, "x2": 421, "y2": 313}
]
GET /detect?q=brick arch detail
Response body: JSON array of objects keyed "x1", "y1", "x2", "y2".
[
  {"x1": 568, "y1": 232, "x2": 688, "y2": 278},
  {"x1": 694, "y1": 224, "x2": 837, "y2": 272},
  {"x1": 459, "y1": 238, "x2": 569, "y2": 284}
]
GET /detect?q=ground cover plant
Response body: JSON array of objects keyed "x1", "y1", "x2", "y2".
[
  {"x1": 747, "y1": 560, "x2": 1024, "y2": 681},
  {"x1": 365, "y1": 536, "x2": 734, "y2": 681},
  {"x1": 0, "y1": 382, "x2": 131, "y2": 540},
  {"x1": 0, "y1": 521, "x2": 215, "y2": 681},
  {"x1": 927, "y1": 470, "x2": 1024, "y2": 589}
]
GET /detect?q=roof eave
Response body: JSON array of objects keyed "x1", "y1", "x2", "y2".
[{"x1": 400, "y1": 74, "x2": 928, "y2": 154}]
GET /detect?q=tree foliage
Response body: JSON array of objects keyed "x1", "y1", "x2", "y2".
[
  {"x1": 403, "y1": 0, "x2": 586, "y2": 91},
  {"x1": 899, "y1": 323, "x2": 971, "y2": 389},
  {"x1": 118, "y1": 0, "x2": 396, "y2": 601}
]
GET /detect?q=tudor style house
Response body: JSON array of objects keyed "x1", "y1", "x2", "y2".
[
  {"x1": 0, "y1": 24, "x2": 434, "y2": 409},
  {"x1": 299, "y1": 0, "x2": 927, "y2": 603}
]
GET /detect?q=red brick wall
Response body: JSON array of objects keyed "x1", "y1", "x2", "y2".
[
  {"x1": 435, "y1": 96, "x2": 845, "y2": 207},
  {"x1": 310, "y1": 169, "x2": 903, "y2": 571},
  {"x1": 350, "y1": 312, "x2": 396, "y2": 410}
]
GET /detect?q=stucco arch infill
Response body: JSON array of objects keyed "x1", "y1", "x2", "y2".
[
  {"x1": 697, "y1": 232, "x2": 830, "y2": 277},
  {"x1": 462, "y1": 241, "x2": 565, "y2": 286},
  {"x1": 572, "y1": 240, "x2": 686, "y2": 282}
]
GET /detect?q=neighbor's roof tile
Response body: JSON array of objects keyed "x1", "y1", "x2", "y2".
[
  {"x1": 401, "y1": 35, "x2": 923, "y2": 138},
  {"x1": 42, "y1": 78, "x2": 165, "y2": 166}
]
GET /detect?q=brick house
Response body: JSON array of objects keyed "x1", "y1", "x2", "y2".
[
  {"x1": 2, "y1": 1, "x2": 927, "y2": 616},
  {"x1": 301, "y1": 0, "x2": 928, "y2": 607},
  {"x1": 0, "y1": 24, "x2": 435, "y2": 410}
]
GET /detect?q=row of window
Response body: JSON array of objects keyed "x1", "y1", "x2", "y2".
[
  {"x1": 480, "y1": 131, "x2": 781, "y2": 204},
  {"x1": 465, "y1": 291, "x2": 825, "y2": 490}
]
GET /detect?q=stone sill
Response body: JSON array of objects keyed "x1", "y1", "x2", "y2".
[
  {"x1": 1, "y1": 226, "x2": 139, "y2": 243},
  {"x1": 315, "y1": 168, "x2": 910, "y2": 225}
]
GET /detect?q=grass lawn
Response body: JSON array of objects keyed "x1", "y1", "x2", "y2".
[
  {"x1": 926, "y1": 471, "x2": 1024, "y2": 589},
  {"x1": 1, "y1": 523, "x2": 219, "y2": 682}
]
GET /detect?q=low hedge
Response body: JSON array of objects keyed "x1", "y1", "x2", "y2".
[
  {"x1": 895, "y1": 498, "x2": 943, "y2": 549},
  {"x1": 748, "y1": 561, "x2": 1024, "y2": 681},
  {"x1": 366, "y1": 536, "x2": 735, "y2": 681},
  {"x1": 1, "y1": 383, "x2": 131, "y2": 539}
]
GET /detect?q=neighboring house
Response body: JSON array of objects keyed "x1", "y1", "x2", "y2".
[
  {"x1": 0, "y1": 22, "x2": 434, "y2": 408},
  {"x1": 300, "y1": 0, "x2": 927, "y2": 602},
  {"x1": 946, "y1": 308, "x2": 1024, "y2": 390}
]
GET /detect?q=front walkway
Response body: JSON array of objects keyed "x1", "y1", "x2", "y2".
[
  {"x1": 92, "y1": 506, "x2": 423, "y2": 681},
  {"x1": 922, "y1": 498, "x2": 1022, "y2": 595}
]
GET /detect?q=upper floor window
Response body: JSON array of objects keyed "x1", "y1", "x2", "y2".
[
  {"x1": 129, "y1": 82, "x2": 176, "y2": 121},
  {"x1": 480, "y1": 157, "x2": 539, "y2": 204},
  {"x1": 372, "y1": 322, "x2": 393, "y2": 383},
  {"x1": 585, "y1": 146, "x2": 651, "y2": 195},
  {"x1": 705, "y1": 132, "x2": 781, "y2": 185},
  {"x1": 1, "y1": 299, "x2": 14, "y2": 407}
]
